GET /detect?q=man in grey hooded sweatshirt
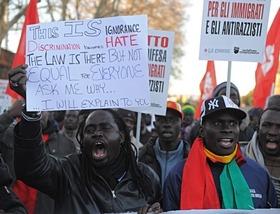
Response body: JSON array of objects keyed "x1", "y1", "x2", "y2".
[{"x1": 139, "y1": 101, "x2": 189, "y2": 189}]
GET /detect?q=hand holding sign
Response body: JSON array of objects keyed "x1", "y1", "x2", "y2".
[{"x1": 8, "y1": 64, "x2": 28, "y2": 98}]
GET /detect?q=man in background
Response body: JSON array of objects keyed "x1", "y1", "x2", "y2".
[
  {"x1": 245, "y1": 95, "x2": 280, "y2": 207},
  {"x1": 181, "y1": 104, "x2": 196, "y2": 143},
  {"x1": 60, "y1": 110, "x2": 80, "y2": 153},
  {"x1": 139, "y1": 101, "x2": 189, "y2": 189}
]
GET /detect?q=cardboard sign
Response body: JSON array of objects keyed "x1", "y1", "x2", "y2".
[
  {"x1": 128, "y1": 30, "x2": 174, "y2": 115},
  {"x1": 0, "y1": 79, "x2": 12, "y2": 114},
  {"x1": 25, "y1": 15, "x2": 150, "y2": 111},
  {"x1": 199, "y1": 0, "x2": 271, "y2": 62}
]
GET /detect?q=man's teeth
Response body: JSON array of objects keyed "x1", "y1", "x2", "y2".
[{"x1": 220, "y1": 138, "x2": 232, "y2": 142}]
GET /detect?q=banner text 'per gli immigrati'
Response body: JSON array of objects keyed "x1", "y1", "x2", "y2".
[
  {"x1": 25, "y1": 15, "x2": 150, "y2": 111},
  {"x1": 128, "y1": 29, "x2": 174, "y2": 115},
  {"x1": 199, "y1": 0, "x2": 271, "y2": 62}
]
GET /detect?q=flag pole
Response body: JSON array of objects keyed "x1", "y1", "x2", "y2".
[{"x1": 226, "y1": 61, "x2": 232, "y2": 98}]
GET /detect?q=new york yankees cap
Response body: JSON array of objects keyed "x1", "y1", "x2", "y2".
[{"x1": 200, "y1": 95, "x2": 246, "y2": 123}]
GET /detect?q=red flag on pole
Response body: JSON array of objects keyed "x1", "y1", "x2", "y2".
[
  {"x1": 194, "y1": 61, "x2": 217, "y2": 119},
  {"x1": 6, "y1": 1, "x2": 40, "y2": 213},
  {"x1": 6, "y1": 0, "x2": 39, "y2": 99},
  {"x1": 253, "y1": 9, "x2": 280, "y2": 108}
]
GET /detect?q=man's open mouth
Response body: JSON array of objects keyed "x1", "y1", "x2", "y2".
[
  {"x1": 218, "y1": 138, "x2": 234, "y2": 149},
  {"x1": 162, "y1": 131, "x2": 173, "y2": 137},
  {"x1": 92, "y1": 141, "x2": 107, "y2": 160},
  {"x1": 265, "y1": 140, "x2": 279, "y2": 150}
]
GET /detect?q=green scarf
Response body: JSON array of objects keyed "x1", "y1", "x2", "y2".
[{"x1": 220, "y1": 159, "x2": 254, "y2": 209}]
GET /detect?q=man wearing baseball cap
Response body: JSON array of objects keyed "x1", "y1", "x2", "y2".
[
  {"x1": 163, "y1": 96, "x2": 277, "y2": 211},
  {"x1": 139, "y1": 100, "x2": 189, "y2": 190}
]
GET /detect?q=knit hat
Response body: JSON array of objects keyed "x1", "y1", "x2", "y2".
[
  {"x1": 200, "y1": 95, "x2": 246, "y2": 124},
  {"x1": 266, "y1": 95, "x2": 280, "y2": 110},
  {"x1": 212, "y1": 82, "x2": 240, "y2": 106},
  {"x1": 182, "y1": 105, "x2": 195, "y2": 115},
  {"x1": 167, "y1": 101, "x2": 183, "y2": 119}
]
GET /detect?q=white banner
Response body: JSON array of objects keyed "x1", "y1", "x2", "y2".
[
  {"x1": 128, "y1": 29, "x2": 174, "y2": 115},
  {"x1": 199, "y1": 0, "x2": 271, "y2": 62},
  {"x1": 25, "y1": 15, "x2": 149, "y2": 111}
]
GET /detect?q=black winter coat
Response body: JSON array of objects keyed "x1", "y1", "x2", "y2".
[{"x1": 14, "y1": 120, "x2": 161, "y2": 214}]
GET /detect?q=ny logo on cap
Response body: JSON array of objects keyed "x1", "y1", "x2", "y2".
[{"x1": 208, "y1": 99, "x2": 219, "y2": 110}]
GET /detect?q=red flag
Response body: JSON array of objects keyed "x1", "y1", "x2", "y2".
[
  {"x1": 6, "y1": 0, "x2": 39, "y2": 99},
  {"x1": 194, "y1": 61, "x2": 217, "y2": 119},
  {"x1": 253, "y1": 9, "x2": 280, "y2": 108}
]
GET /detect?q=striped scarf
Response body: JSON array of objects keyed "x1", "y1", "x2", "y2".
[{"x1": 180, "y1": 138, "x2": 253, "y2": 209}]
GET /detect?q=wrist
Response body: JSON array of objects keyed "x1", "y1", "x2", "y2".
[{"x1": 22, "y1": 104, "x2": 41, "y2": 122}]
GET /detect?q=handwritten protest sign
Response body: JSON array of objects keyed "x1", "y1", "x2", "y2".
[
  {"x1": 199, "y1": 0, "x2": 271, "y2": 62},
  {"x1": 0, "y1": 79, "x2": 12, "y2": 114},
  {"x1": 25, "y1": 15, "x2": 150, "y2": 111},
  {"x1": 128, "y1": 30, "x2": 174, "y2": 115}
]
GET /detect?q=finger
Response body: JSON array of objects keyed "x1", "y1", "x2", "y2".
[
  {"x1": 22, "y1": 64, "x2": 28, "y2": 69},
  {"x1": 9, "y1": 69, "x2": 26, "y2": 79},
  {"x1": 148, "y1": 202, "x2": 161, "y2": 213},
  {"x1": 14, "y1": 64, "x2": 28, "y2": 70},
  {"x1": 9, "y1": 72, "x2": 26, "y2": 83},
  {"x1": 18, "y1": 75, "x2": 27, "y2": 86},
  {"x1": 138, "y1": 206, "x2": 149, "y2": 214},
  {"x1": 8, "y1": 65, "x2": 27, "y2": 78},
  {"x1": 138, "y1": 207, "x2": 144, "y2": 214},
  {"x1": 155, "y1": 209, "x2": 163, "y2": 214}
]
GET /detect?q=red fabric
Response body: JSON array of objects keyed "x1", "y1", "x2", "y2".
[
  {"x1": 42, "y1": 134, "x2": 49, "y2": 143},
  {"x1": 6, "y1": 0, "x2": 39, "y2": 99},
  {"x1": 194, "y1": 61, "x2": 217, "y2": 119},
  {"x1": 180, "y1": 138, "x2": 220, "y2": 209},
  {"x1": 180, "y1": 138, "x2": 246, "y2": 209},
  {"x1": 10, "y1": 2, "x2": 40, "y2": 213},
  {"x1": 13, "y1": 180, "x2": 38, "y2": 214},
  {"x1": 253, "y1": 9, "x2": 280, "y2": 108}
]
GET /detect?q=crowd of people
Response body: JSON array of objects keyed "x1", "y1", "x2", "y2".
[{"x1": 0, "y1": 64, "x2": 279, "y2": 213}]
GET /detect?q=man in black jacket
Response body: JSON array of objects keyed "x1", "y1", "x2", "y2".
[{"x1": 9, "y1": 64, "x2": 162, "y2": 213}]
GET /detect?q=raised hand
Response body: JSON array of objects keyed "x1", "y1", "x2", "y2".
[
  {"x1": 138, "y1": 202, "x2": 162, "y2": 214},
  {"x1": 8, "y1": 64, "x2": 28, "y2": 99}
]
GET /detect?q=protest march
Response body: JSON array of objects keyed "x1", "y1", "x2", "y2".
[{"x1": 0, "y1": 0, "x2": 280, "y2": 213}]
